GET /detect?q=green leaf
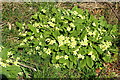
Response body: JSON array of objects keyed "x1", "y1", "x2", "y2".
[
  {"x1": 59, "y1": 58, "x2": 66, "y2": 63},
  {"x1": 79, "y1": 59, "x2": 86, "y2": 68},
  {"x1": 52, "y1": 30, "x2": 60, "y2": 38},
  {"x1": 15, "y1": 22, "x2": 23, "y2": 29},
  {"x1": 28, "y1": 24, "x2": 38, "y2": 36},
  {"x1": 80, "y1": 29, "x2": 87, "y2": 40},
  {"x1": 7, "y1": 65, "x2": 21, "y2": 72},
  {"x1": 2, "y1": 65, "x2": 21, "y2": 78},
  {"x1": 60, "y1": 45, "x2": 68, "y2": 50},
  {"x1": 92, "y1": 44, "x2": 103, "y2": 54},
  {"x1": 102, "y1": 55, "x2": 111, "y2": 62},
  {"x1": 0, "y1": 47, "x2": 9, "y2": 60},
  {"x1": 52, "y1": 59, "x2": 57, "y2": 63},
  {"x1": 31, "y1": 13, "x2": 38, "y2": 19},
  {"x1": 69, "y1": 55, "x2": 74, "y2": 62},
  {"x1": 43, "y1": 31, "x2": 51, "y2": 38},
  {"x1": 70, "y1": 31, "x2": 79, "y2": 37},
  {"x1": 72, "y1": 6, "x2": 78, "y2": 11},
  {"x1": 103, "y1": 36, "x2": 112, "y2": 41},
  {"x1": 41, "y1": 53, "x2": 48, "y2": 59},
  {"x1": 69, "y1": 62, "x2": 73, "y2": 69},
  {"x1": 86, "y1": 56, "x2": 94, "y2": 68}
]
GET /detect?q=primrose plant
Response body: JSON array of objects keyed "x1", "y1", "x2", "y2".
[{"x1": 6, "y1": 6, "x2": 118, "y2": 71}]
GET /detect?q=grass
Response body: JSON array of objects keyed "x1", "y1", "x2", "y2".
[{"x1": 2, "y1": 2, "x2": 120, "y2": 79}]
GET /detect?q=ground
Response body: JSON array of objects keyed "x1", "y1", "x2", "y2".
[{"x1": 1, "y1": 2, "x2": 120, "y2": 78}]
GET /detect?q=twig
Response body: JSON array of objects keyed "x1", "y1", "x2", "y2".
[{"x1": 18, "y1": 62, "x2": 37, "y2": 71}]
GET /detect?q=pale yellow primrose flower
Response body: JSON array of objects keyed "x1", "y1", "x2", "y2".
[
  {"x1": 7, "y1": 51, "x2": 13, "y2": 56},
  {"x1": 64, "y1": 37, "x2": 70, "y2": 44},
  {"x1": 39, "y1": 42, "x2": 42, "y2": 45},
  {"x1": 36, "y1": 29, "x2": 39, "y2": 33},
  {"x1": 55, "y1": 27, "x2": 60, "y2": 30},
  {"x1": 63, "y1": 63, "x2": 67, "y2": 65},
  {"x1": 73, "y1": 11, "x2": 78, "y2": 15},
  {"x1": 13, "y1": 61, "x2": 19, "y2": 66},
  {"x1": 78, "y1": 54, "x2": 84, "y2": 59},
  {"x1": 43, "y1": 48, "x2": 47, "y2": 52},
  {"x1": 18, "y1": 72, "x2": 23, "y2": 76},
  {"x1": 91, "y1": 55, "x2": 95, "y2": 60},
  {"x1": 54, "y1": 64, "x2": 60, "y2": 68},
  {"x1": 34, "y1": 22, "x2": 39, "y2": 27},
  {"x1": 56, "y1": 55, "x2": 60, "y2": 60},
  {"x1": 73, "y1": 51, "x2": 77, "y2": 55},
  {"x1": 38, "y1": 51, "x2": 42, "y2": 55},
  {"x1": 67, "y1": 27, "x2": 71, "y2": 31},
  {"x1": 43, "y1": 25, "x2": 49, "y2": 28},
  {"x1": 0, "y1": 62, "x2": 7, "y2": 67},
  {"x1": 59, "y1": 41, "x2": 64, "y2": 47},
  {"x1": 80, "y1": 40, "x2": 88, "y2": 46},
  {"x1": 71, "y1": 37, "x2": 75, "y2": 42},
  {"x1": 21, "y1": 33, "x2": 26, "y2": 36},
  {"x1": 64, "y1": 20, "x2": 68, "y2": 23},
  {"x1": 48, "y1": 22, "x2": 55, "y2": 27},
  {"x1": 40, "y1": 34, "x2": 43, "y2": 38},
  {"x1": 23, "y1": 39, "x2": 27, "y2": 42},
  {"x1": 51, "y1": 18, "x2": 55, "y2": 22},
  {"x1": 58, "y1": 35, "x2": 65, "y2": 41},
  {"x1": 49, "y1": 40, "x2": 56, "y2": 45},
  {"x1": 88, "y1": 51, "x2": 93, "y2": 55},
  {"x1": 61, "y1": 16, "x2": 64, "y2": 19},
  {"x1": 64, "y1": 55, "x2": 68, "y2": 60},
  {"x1": 99, "y1": 41, "x2": 112, "y2": 51},
  {"x1": 80, "y1": 36, "x2": 88, "y2": 46},
  {"x1": 36, "y1": 46, "x2": 40, "y2": 50},
  {"x1": 16, "y1": 57, "x2": 20, "y2": 61},
  {"x1": 70, "y1": 23, "x2": 75, "y2": 27},
  {"x1": 60, "y1": 56, "x2": 63, "y2": 58},
  {"x1": 70, "y1": 41, "x2": 77, "y2": 48},
  {"x1": 78, "y1": 14, "x2": 85, "y2": 19},
  {"x1": 30, "y1": 36, "x2": 34, "y2": 40},
  {"x1": 41, "y1": 9, "x2": 46, "y2": 13},
  {"x1": 46, "y1": 48, "x2": 51, "y2": 55},
  {"x1": 88, "y1": 31, "x2": 93, "y2": 36},
  {"x1": 20, "y1": 42, "x2": 25, "y2": 46},
  {"x1": 46, "y1": 38, "x2": 51, "y2": 42},
  {"x1": 0, "y1": 47, "x2": 2, "y2": 52},
  {"x1": 92, "y1": 22, "x2": 96, "y2": 26}
]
